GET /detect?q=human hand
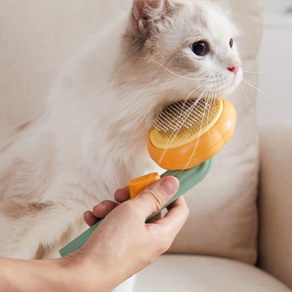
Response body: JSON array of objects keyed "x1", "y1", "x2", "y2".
[
  {"x1": 83, "y1": 179, "x2": 178, "y2": 226},
  {"x1": 67, "y1": 176, "x2": 189, "y2": 292}
]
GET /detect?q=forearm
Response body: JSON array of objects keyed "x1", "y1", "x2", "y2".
[
  {"x1": 0, "y1": 177, "x2": 186, "y2": 292},
  {"x1": 0, "y1": 256, "x2": 102, "y2": 292}
]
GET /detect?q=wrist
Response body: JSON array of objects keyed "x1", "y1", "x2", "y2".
[
  {"x1": 57, "y1": 253, "x2": 94, "y2": 292},
  {"x1": 61, "y1": 250, "x2": 114, "y2": 292},
  {"x1": 0, "y1": 255, "x2": 102, "y2": 292}
]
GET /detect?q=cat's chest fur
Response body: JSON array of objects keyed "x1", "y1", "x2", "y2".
[{"x1": 0, "y1": 93, "x2": 154, "y2": 260}]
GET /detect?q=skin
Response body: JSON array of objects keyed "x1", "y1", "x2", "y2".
[{"x1": 0, "y1": 176, "x2": 189, "y2": 292}]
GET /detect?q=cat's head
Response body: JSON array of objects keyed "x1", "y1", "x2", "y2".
[{"x1": 116, "y1": 0, "x2": 242, "y2": 105}]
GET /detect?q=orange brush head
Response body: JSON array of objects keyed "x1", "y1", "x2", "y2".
[{"x1": 148, "y1": 98, "x2": 237, "y2": 170}]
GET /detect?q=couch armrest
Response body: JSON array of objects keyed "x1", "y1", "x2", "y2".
[{"x1": 257, "y1": 124, "x2": 292, "y2": 289}]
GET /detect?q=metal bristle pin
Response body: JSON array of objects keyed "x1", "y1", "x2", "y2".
[{"x1": 153, "y1": 99, "x2": 219, "y2": 138}]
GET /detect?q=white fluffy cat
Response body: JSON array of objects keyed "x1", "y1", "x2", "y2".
[{"x1": 0, "y1": 0, "x2": 242, "y2": 291}]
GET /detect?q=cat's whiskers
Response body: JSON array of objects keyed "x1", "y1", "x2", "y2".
[
  {"x1": 167, "y1": 86, "x2": 206, "y2": 141},
  {"x1": 242, "y1": 70, "x2": 288, "y2": 74},
  {"x1": 183, "y1": 84, "x2": 204, "y2": 104},
  {"x1": 206, "y1": 88, "x2": 218, "y2": 144},
  {"x1": 182, "y1": 88, "x2": 214, "y2": 172},
  {"x1": 196, "y1": 89, "x2": 213, "y2": 154},
  {"x1": 208, "y1": 88, "x2": 217, "y2": 133},
  {"x1": 156, "y1": 90, "x2": 209, "y2": 167},
  {"x1": 190, "y1": 188, "x2": 205, "y2": 209},
  {"x1": 238, "y1": 82, "x2": 253, "y2": 110},
  {"x1": 242, "y1": 77, "x2": 272, "y2": 88},
  {"x1": 176, "y1": 85, "x2": 206, "y2": 142},
  {"x1": 241, "y1": 79, "x2": 292, "y2": 109},
  {"x1": 239, "y1": 31, "x2": 257, "y2": 50},
  {"x1": 179, "y1": 86, "x2": 213, "y2": 175},
  {"x1": 204, "y1": 74, "x2": 232, "y2": 96},
  {"x1": 157, "y1": 95, "x2": 202, "y2": 163}
]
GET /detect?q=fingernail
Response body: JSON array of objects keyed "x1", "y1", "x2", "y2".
[{"x1": 159, "y1": 177, "x2": 179, "y2": 196}]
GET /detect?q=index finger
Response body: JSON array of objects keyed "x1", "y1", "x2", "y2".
[{"x1": 114, "y1": 187, "x2": 130, "y2": 203}]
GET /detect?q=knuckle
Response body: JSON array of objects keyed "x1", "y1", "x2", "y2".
[
  {"x1": 122, "y1": 201, "x2": 136, "y2": 213},
  {"x1": 103, "y1": 200, "x2": 114, "y2": 206},
  {"x1": 142, "y1": 188, "x2": 165, "y2": 212},
  {"x1": 122, "y1": 201, "x2": 143, "y2": 219}
]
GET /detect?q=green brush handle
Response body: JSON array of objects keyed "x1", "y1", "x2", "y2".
[{"x1": 59, "y1": 158, "x2": 213, "y2": 257}]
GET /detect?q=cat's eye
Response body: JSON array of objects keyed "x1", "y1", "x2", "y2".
[
  {"x1": 190, "y1": 41, "x2": 208, "y2": 57},
  {"x1": 229, "y1": 38, "x2": 233, "y2": 48}
]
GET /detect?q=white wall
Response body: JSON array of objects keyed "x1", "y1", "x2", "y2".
[{"x1": 256, "y1": 0, "x2": 292, "y2": 126}]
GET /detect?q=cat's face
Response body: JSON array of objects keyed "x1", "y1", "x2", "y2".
[{"x1": 118, "y1": 0, "x2": 242, "y2": 105}]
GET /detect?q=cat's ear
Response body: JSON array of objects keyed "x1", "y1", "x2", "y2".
[{"x1": 132, "y1": 0, "x2": 169, "y2": 33}]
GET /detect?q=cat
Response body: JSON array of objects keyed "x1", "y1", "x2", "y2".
[{"x1": 0, "y1": 0, "x2": 242, "y2": 290}]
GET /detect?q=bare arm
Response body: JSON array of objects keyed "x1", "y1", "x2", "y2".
[{"x1": 0, "y1": 177, "x2": 189, "y2": 292}]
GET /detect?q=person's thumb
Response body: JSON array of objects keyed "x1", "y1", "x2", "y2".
[{"x1": 133, "y1": 176, "x2": 179, "y2": 219}]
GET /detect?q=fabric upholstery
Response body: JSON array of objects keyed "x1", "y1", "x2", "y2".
[
  {"x1": 137, "y1": 255, "x2": 292, "y2": 292},
  {"x1": 0, "y1": 0, "x2": 263, "y2": 264},
  {"x1": 258, "y1": 124, "x2": 292, "y2": 289}
]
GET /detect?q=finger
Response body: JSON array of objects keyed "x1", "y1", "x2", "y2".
[
  {"x1": 114, "y1": 187, "x2": 130, "y2": 203},
  {"x1": 152, "y1": 196, "x2": 189, "y2": 238},
  {"x1": 84, "y1": 211, "x2": 99, "y2": 227},
  {"x1": 133, "y1": 176, "x2": 179, "y2": 220},
  {"x1": 166, "y1": 196, "x2": 184, "y2": 212},
  {"x1": 146, "y1": 212, "x2": 162, "y2": 224},
  {"x1": 92, "y1": 200, "x2": 119, "y2": 218}
]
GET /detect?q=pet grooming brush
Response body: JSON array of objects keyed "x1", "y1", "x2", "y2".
[{"x1": 59, "y1": 98, "x2": 236, "y2": 257}]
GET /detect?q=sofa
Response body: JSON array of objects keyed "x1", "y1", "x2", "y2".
[{"x1": 0, "y1": 1, "x2": 291, "y2": 291}]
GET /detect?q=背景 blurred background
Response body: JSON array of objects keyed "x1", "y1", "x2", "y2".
[{"x1": 256, "y1": 0, "x2": 292, "y2": 126}]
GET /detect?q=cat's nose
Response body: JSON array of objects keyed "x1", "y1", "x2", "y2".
[{"x1": 227, "y1": 63, "x2": 241, "y2": 75}]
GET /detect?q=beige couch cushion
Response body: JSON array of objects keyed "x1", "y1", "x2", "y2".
[
  {"x1": 0, "y1": 0, "x2": 263, "y2": 264},
  {"x1": 137, "y1": 255, "x2": 292, "y2": 292},
  {"x1": 258, "y1": 124, "x2": 292, "y2": 289}
]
